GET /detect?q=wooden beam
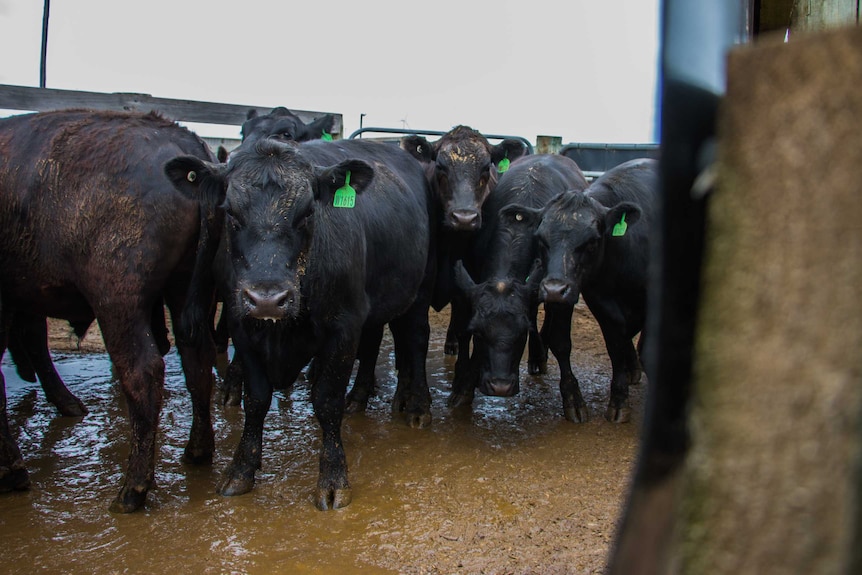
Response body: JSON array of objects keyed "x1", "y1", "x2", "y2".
[{"x1": 0, "y1": 84, "x2": 343, "y2": 136}]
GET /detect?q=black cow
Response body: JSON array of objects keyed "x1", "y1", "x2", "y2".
[
  {"x1": 212, "y1": 107, "x2": 337, "y2": 405},
  {"x1": 449, "y1": 154, "x2": 589, "y2": 417},
  {"x1": 166, "y1": 137, "x2": 435, "y2": 509},
  {"x1": 537, "y1": 158, "x2": 658, "y2": 423},
  {"x1": 241, "y1": 107, "x2": 336, "y2": 146},
  {"x1": 400, "y1": 126, "x2": 527, "y2": 366},
  {"x1": 0, "y1": 110, "x2": 218, "y2": 512}
]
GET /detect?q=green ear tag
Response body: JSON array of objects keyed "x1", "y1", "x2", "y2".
[
  {"x1": 612, "y1": 213, "x2": 628, "y2": 237},
  {"x1": 333, "y1": 170, "x2": 356, "y2": 208},
  {"x1": 321, "y1": 130, "x2": 333, "y2": 142},
  {"x1": 497, "y1": 156, "x2": 510, "y2": 174}
]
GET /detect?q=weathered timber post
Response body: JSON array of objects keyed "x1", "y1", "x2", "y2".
[
  {"x1": 536, "y1": 135, "x2": 562, "y2": 155},
  {"x1": 671, "y1": 26, "x2": 862, "y2": 574}
]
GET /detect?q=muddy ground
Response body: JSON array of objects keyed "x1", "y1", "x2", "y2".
[{"x1": 3, "y1": 303, "x2": 644, "y2": 575}]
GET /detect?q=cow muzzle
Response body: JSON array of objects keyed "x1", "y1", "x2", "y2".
[
  {"x1": 479, "y1": 375, "x2": 520, "y2": 398},
  {"x1": 242, "y1": 285, "x2": 297, "y2": 320},
  {"x1": 448, "y1": 208, "x2": 481, "y2": 232},
  {"x1": 540, "y1": 278, "x2": 577, "y2": 304}
]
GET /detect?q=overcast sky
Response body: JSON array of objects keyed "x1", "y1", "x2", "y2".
[{"x1": 1, "y1": 0, "x2": 661, "y2": 144}]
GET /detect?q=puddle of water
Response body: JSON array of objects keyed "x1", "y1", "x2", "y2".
[{"x1": 0, "y1": 311, "x2": 641, "y2": 574}]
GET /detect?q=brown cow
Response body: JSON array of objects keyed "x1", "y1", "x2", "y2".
[{"x1": 0, "y1": 109, "x2": 218, "y2": 513}]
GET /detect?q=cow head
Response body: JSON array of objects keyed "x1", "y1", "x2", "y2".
[
  {"x1": 241, "y1": 107, "x2": 336, "y2": 146},
  {"x1": 401, "y1": 126, "x2": 526, "y2": 232},
  {"x1": 455, "y1": 259, "x2": 542, "y2": 398},
  {"x1": 536, "y1": 190, "x2": 642, "y2": 305},
  {"x1": 166, "y1": 138, "x2": 373, "y2": 324}
]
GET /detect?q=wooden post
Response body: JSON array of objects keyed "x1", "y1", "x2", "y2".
[
  {"x1": 536, "y1": 135, "x2": 562, "y2": 155},
  {"x1": 671, "y1": 25, "x2": 862, "y2": 573}
]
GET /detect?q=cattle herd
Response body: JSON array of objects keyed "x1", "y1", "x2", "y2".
[{"x1": 0, "y1": 107, "x2": 657, "y2": 513}]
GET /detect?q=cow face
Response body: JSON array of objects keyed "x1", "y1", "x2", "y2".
[
  {"x1": 536, "y1": 190, "x2": 641, "y2": 304},
  {"x1": 166, "y1": 139, "x2": 372, "y2": 324},
  {"x1": 455, "y1": 260, "x2": 542, "y2": 397},
  {"x1": 241, "y1": 107, "x2": 336, "y2": 146},
  {"x1": 402, "y1": 126, "x2": 525, "y2": 232}
]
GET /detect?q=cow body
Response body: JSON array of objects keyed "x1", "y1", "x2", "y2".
[
  {"x1": 166, "y1": 137, "x2": 435, "y2": 509},
  {"x1": 451, "y1": 154, "x2": 589, "y2": 417},
  {"x1": 537, "y1": 158, "x2": 658, "y2": 422},
  {"x1": 0, "y1": 110, "x2": 217, "y2": 511}
]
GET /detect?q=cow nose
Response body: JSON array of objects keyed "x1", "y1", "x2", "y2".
[
  {"x1": 243, "y1": 287, "x2": 293, "y2": 319},
  {"x1": 480, "y1": 376, "x2": 519, "y2": 397},
  {"x1": 541, "y1": 279, "x2": 573, "y2": 303},
  {"x1": 450, "y1": 209, "x2": 480, "y2": 231}
]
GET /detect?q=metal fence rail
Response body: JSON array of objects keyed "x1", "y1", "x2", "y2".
[{"x1": 348, "y1": 126, "x2": 535, "y2": 155}]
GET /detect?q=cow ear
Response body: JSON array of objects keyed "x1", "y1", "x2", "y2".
[
  {"x1": 491, "y1": 139, "x2": 527, "y2": 169},
  {"x1": 604, "y1": 202, "x2": 642, "y2": 238},
  {"x1": 499, "y1": 203, "x2": 543, "y2": 231},
  {"x1": 308, "y1": 113, "x2": 336, "y2": 141},
  {"x1": 315, "y1": 160, "x2": 374, "y2": 205},
  {"x1": 401, "y1": 135, "x2": 435, "y2": 162},
  {"x1": 453, "y1": 260, "x2": 478, "y2": 297},
  {"x1": 216, "y1": 145, "x2": 229, "y2": 163},
  {"x1": 165, "y1": 156, "x2": 226, "y2": 207}
]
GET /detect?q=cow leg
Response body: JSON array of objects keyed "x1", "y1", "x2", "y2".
[
  {"x1": 626, "y1": 330, "x2": 644, "y2": 386},
  {"x1": 218, "y1": 344, "x2": 271, "y2": 497},
  {"x1": 0, "y1": 311, "x2": 30, "y2": 493},
  {"x1": 100, "y1": 313, "x2": 165, "y2": 513},
  {"x1": 216, "y1": 352, "x2": 244, "y2": 407},
  {"x1": 545, "y1": 303, "x2": 588, "y2": 423},
  {"x1": 447, "y1": 296, "x2": 477, "y2": 408},
  {"x1": 151, "y1": 301, "x2": 171, "y2": 357},
  {"x1": 312, "y1": 328, "x2": 361, "y2": 510},
  {"x1": 528, "y1": 300, "x2": 548, "y2": 375},
  {"x1": 11, "y1": 314, "x2": 87, "y2": 417},
  {"x1": 588, "y1": 299, "x2": 634, "y2": 423},
  {"x1": 444, "y1": 315, "x2": 458, "y2": 355},
  {"x1": 390, "y1": 307, "x2": 432, "y2": 429},
  {"x1": 213, "y1": 301, "x2": 230, "y2": 377},
  {"x1": 166, "y1": 297, "x2": 215, "y2": 465},
  {"x1": 345, "y1": 323, "x2": 384, "y2": 414}
]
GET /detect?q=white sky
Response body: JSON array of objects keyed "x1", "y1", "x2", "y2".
[{"x1": 0, "y1": 0, "x2": 660, "y2": 144}]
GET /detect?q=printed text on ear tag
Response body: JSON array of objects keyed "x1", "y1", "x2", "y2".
[
  {"x1": 497, "y1": 156, "x2": 510, "y2": 174},
  {"x1": 321, "y1": 130, "x2": 333, "y2": 141},
  {"x1": 333, "y1": 170, "x2": 356, "y2": 208},
  {"x1": 612, "y1": 213, "x2": 628, "y2": 237}
]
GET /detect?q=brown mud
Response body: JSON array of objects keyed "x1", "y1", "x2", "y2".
[{"x1": 0, "y1": 304, "x2": 643, "y2": 574}]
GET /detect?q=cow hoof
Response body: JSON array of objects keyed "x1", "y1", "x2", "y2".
[
  {"x1": 406, "y1": 411, "x2": 432, "y2": 429},
  {"x1": 528, "y1": 360, "x2": 548, "y2": 375},
  {"x1": 564, "y1": 404, "x2": 589, "y2": 423},
  {"x1": 315, "y1": 486, "x2": 352, "y2": 510},
  {"x1": 628, "y1": 369, "x2": 643, "y2": 385},
  {"x1": 215, "y1": 352, "x2": 230, "y2": 379},
  {"x1": 344, "y1": 398, "x2": 368, "y2": 414},
  {"x1": 605, "y1": 405, "x2": 632, "y2": 423},
  {"x1": 109, "y1": 485, "x2": 148, "y2": 513},
  {"x1": 0, "y1": 462, "x2": 31, "y2": 492},
  {"x1": 447, "y1": 391, "x2": 474, "y2": 409},
  {"x1": 182, "y1": 446, "x2": 214, "y2": 465},
  {"x1": 217, "y1": 472, "x2": 255, "y2": 497},
  {"x1": 54, "y1": 397, "x2": 88, "y2": 417},
  {"x1": 444, "y1": 341, "x2": 458, "y2": 356},
  {"x1": 345, "y1": 388, "x2": 370, "y2": 414}
]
